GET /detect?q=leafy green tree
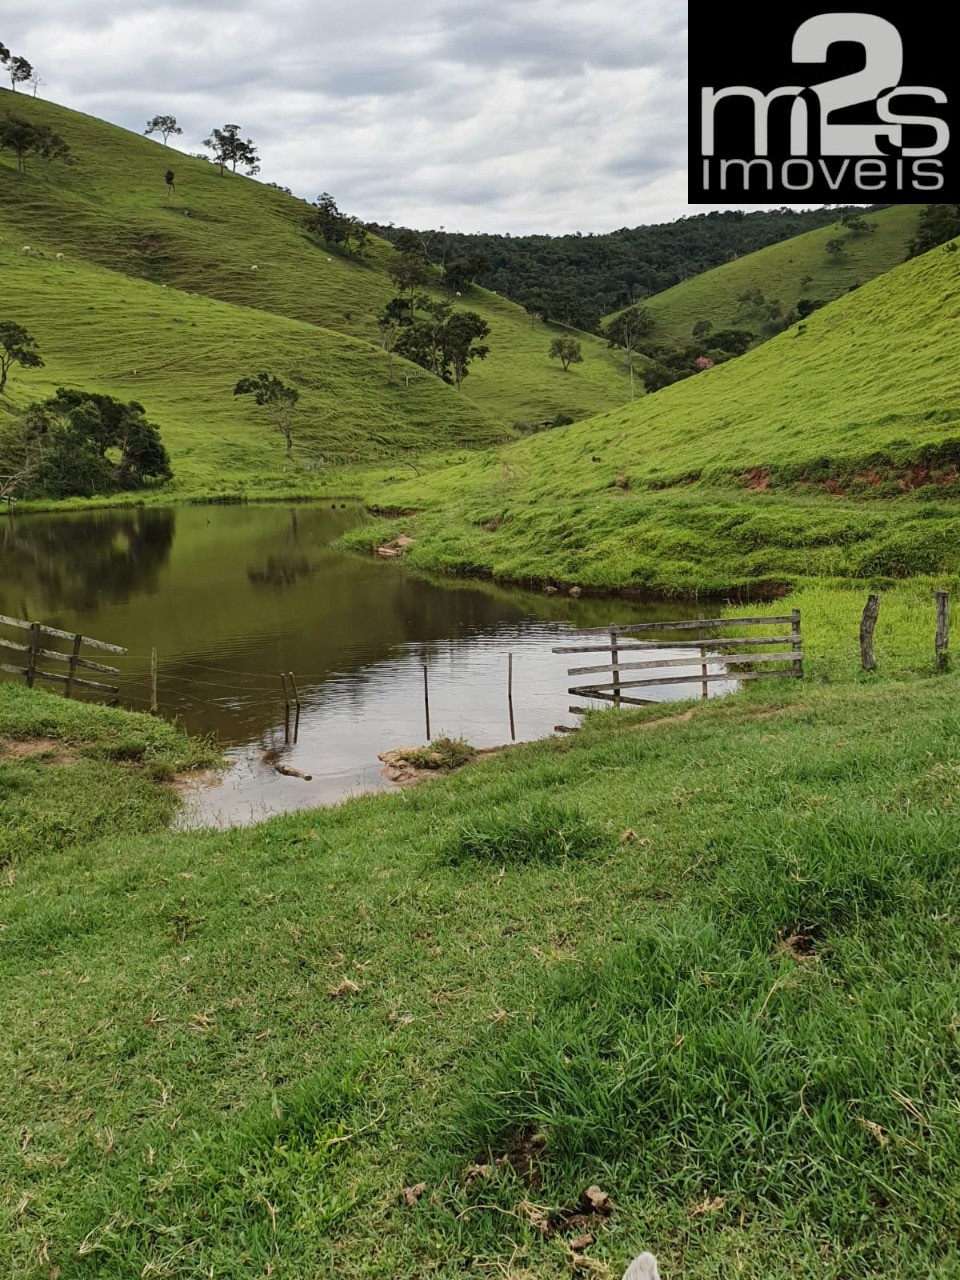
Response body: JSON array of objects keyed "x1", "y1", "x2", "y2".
[
  {"x1": 796, "y1": 298, "x2": 826, "y2": 319},
  {"x1": 0, "y1": 321, "x2": 43, "y2": 393},
  {"x1": 602, "y1": 303, "x2": 653, "y2": 399},
  {"x1": 305, "y1": 193, "x2": 368, "y2": 256},
  {"x1": 0, "y1": 42, "x2": 9, "y2": 66},
  {"x1": 1, "y1": 389, "x2": 172, "y2": 497},
  {"x1": 907, "y1": 205, "x2": 960, "y2": 259},
  {"x1": 8, "y1": 55, "x2": 31, "y2": 91},
  {"x1": 234, "y1": 373, "x2": 300, "y2": 458},
  {"x1": 692, "y1": 318, "x2": 713, "y2": 341},
  {"x1": 144, "y1": 115, "x2": 182, "y2": 145},
  {"x1": 204, "y1": 124, "x2": 260, "y2": 176},
  {"x1": 393, "y1": 299, "x2": 490, "y2": 388},
  {"x1": 444, "y1": 252, "x2": 489, "y2": 294},
  {"x1": 825, "y1": 238, "x2": 846, "y2": 257},
  {"x1": 549, "y1": 335, "x2": 583, "y2": 372},
  {"x1": 389, "y1": 247, "x2": 431, "y2": 295}
]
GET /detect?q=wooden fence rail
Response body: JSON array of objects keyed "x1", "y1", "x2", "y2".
[
  {"x1": 555, "y1": 611, "x2": 802, "y2": 708},
  {"x1": 0, "y1": 613, "x2": 127, "y2": 699}
]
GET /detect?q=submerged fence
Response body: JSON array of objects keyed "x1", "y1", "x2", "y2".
[
  {"x1": 0, "y1": 613, "x2": 127, "y2": 701},
  {"x1": 554, "y1": 611, "x2": 803, "y2": 707}
]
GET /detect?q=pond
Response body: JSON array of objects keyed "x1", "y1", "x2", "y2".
[{"x1": 0, "y1": 504, "x2": 736, "y2": 825}]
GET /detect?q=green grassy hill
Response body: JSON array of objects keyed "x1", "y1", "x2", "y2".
[
  {"x1": 0, "y1": 91, "x2": 629, "y2": 433},
  {"x1": 355, "y1": 235, "x2": 960, "y2": 593},
  {"x1": 0, "y1": 244, "x2": 504, "y2": 491},
  {"x1": 632, "y1": 205, "x2": 920, "y2": 345}
]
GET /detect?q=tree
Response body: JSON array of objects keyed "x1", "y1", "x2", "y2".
[
  {"x1": 164, "y1": 168, "x2": 176, "y2": 200},
  {"x1": 549, "y1": 335, "x2": 583, "y2": 372},
  {"x1": 692, "y1": 318, "x2": 713, "y2": 341},
  {"x1": 305, "y1": 192, "x2": 369, "y2": 256},
  {"x1": 203, "y1": 124, "x2": 260, "y2": 176},
  {"x1": 602, "y1": 303, "x2": 653, "y2": 399},
  {"x1": 907, "y1": 205, "x2": 960, "y2": 259},
  {"x1": 0, "y1": 42, "x2": 9, "y2": 66},
  {"x1": 0, "y1": 389, "x2": 172, "y2": 497},
  {"x1": 444, "y1": 251, "x2": 488, "y2": 294},
  {"x1": 0, "y1": 116, "x2": 71, "y2": 173},
  {"x1": 234, "y1": 373, "x2": 300, "y2": 458},
  {"x1": 825, "y1": 238, "x2": 846, "y2": 257},
  {"x1": 0, "y1": 322, "x2": 43, "y2": 393},
  {"x1": 144, "y1": 115, "x2": 182, "y2": 145},
  {"x1": 392, "y1": 299, "x2": 491, "y2": 388},
  {"x1": 8, "y1": 55, "x2": 32, "y2": 92}
]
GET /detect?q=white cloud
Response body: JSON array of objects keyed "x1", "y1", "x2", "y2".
[{"x1": 2, "y1": 0, "x2": 710, "y2": 232}]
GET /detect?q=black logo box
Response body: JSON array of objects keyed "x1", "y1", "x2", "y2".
[{"x1": 688, "y1": 3, "x2": 959, "y2": 203}]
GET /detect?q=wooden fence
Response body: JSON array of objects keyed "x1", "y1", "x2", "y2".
[
  {"x1": 554, "y1": 611, "x2": 803, "y2": 707},
  {"x1": 0, "y1": 613, "x2": 127, "y2": 700}
]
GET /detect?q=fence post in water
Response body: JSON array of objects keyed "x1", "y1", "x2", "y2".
[
  {"x1": 610, "y1": 629, "x2": 622, "y2": 708},
  {"x1": 288, "y1": 672, "x2": 302, "y2": 742},
  {"x1": 150, "y1": 647, "x2": 158, "y2": 714},
  {"x1": 423, "y1": 664, "x2": 431, "y2": 741},
  {"x1": 508, "y1": 652, "x2": 516, "y2": 741},
  {"x1": 65, "y1": 633, "x2": 83, "y2": 700},
  {"x1": 935, "y1": 590, "x2": 950, "y2": 672},
  {"x1": 697, "y1": 615, "x2": 708, "y2": 700},
  {"x1": 791, "y1": 609, "x2": 803, "y2": 679},
  {"x1": 280, "y1": 672, "x2": 291, "y2": 743},
  {"x1": 860, "y1": 594, "x2": 881, "y2": 672}
]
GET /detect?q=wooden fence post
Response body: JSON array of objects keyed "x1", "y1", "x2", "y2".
[
  {"x1": 935, "y1": 590, "x2": 950, "y2": 671},
  {"x1": 610, "y1": 629, "x2": 622, "y2": 707},
  {"x1": 860, "y1": 594, "x2": 881, "y2": 672},
  {"x1": 791, "y1": 609, "x2": 803, "y2": 679},
  {"x1": 507, "y1": 653, "x2": 516, "y2": 741},
  {"x1": 280, "y1": 672, "x2": 290, "y2": 743},
  {"x1": 65, "y1": 633, "x2": 83, "y2": 700},
  {"x1": 25, "y1": 621, "x2": 41, "y2": 688},
  {"x1": 288, "y1": 672, "x2": 302, "y2": 742},
  {"x1": 697, "y1": 615, "x2": 708, "y2": 700},
  {"x1": 423, "y1": 664, "x2": 431, "y2": 741},
  {"x1": 150, "y1": 647, "x2": 158, "y2": 713}
]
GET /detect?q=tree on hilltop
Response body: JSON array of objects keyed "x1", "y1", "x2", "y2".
[
  {"x1": 204, "y1": 124, "x2": 260, "y2": 176},
  {"x1": 234, "y1": 373, "x2": 299, "y2": 458},
  {"x1": 305, "y1": 192, "x2": 369, "y2": 256},
  {"x1": 0, "y1": 116, "x2": 72, "y2": 173},
  {"x1": 145, "y1": 115, "x2": 183, "y2": 145},
  {"x1": 549, "y1": 335, "x2": 583, "y2": 372},
  {"x1": 0, "y1": 42, "x2": 9, "y2": 66},
  {"x1": 8, "y1": 55, "x2": 32, "y2": 92},
  {"x1": 0, "y1": 321, "x2": 43, "y2": 393}
]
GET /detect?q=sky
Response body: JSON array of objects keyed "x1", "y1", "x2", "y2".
[{"x1": 3, "y1": 0, "x2": 707, "y2": 234}]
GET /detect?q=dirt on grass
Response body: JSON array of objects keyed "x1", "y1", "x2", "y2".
[{"x1": 0, "y1": 737, "x2": 74, "y2": 763}]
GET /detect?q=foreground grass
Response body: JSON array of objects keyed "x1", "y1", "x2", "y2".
[{"x1": 3, "y1": 650, "x2": 960, "y2": 1277}]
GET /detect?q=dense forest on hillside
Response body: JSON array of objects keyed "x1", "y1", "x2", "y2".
[{"x1": 369, "y1": 206, "x2": 886, "y2": 330}]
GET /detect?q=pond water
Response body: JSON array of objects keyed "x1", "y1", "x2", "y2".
[{"x1": 0, "y1": 504, "x2": 736, "y2": 825}]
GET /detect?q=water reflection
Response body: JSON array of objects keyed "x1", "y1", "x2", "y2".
[{"x1": 0, "y1": 503, "x2": 735, "y2": 824}]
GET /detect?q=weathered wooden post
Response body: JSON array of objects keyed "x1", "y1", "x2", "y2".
[
  {"x1": 507, "y1": 652, "x2": 516, "y2": 741},
  {"x1": 610, "y1": 628, "x2": 622, "y2": 707},
  {"x1": 65, "y1": 633, "x2": 83, "y2": 700},
  {"x1": 860, "y1": 594, "x2": 881, "y2": 671},
  {"x1": 791, "y1": 609, "x2": 803, "y2": 679},
  {"x1": 280, "y1": 672, "x2": 291, "y2": 743},
  {"x1": 288, "y1": 672, "x2": 302, "y2": 741},
  {"x1": 25, "y1": 621, "x2": 41, "y2": 688},
  {"x1": 150, "y1": 647, "x2": 158, "y2": 714},
  {"x1": 935, "y1": 590, "x2": 950, "y2": 671},
  {"x1": 423, "y1": 664, "x2": 431, "y2": 741},
  {"x1": 697, "y1": 614, "x2": 708, "y2": 700}
]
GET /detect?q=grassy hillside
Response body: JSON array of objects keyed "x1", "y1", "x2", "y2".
[
  {"x1": 3, "y1": 592, "x2": 960, "y2": 1278},
  {"x1": 0, "y1": 245, "x2": 505, "y2": 490},
  {"x1": 626, "y1": 204, "x2": 919, "y2": 345},
  {"x1": 351, "y1": 236, "x2": 960, "y2": 593},
  {"x1": 0, "y1": 91, "x2": 629, "y2": 429}
]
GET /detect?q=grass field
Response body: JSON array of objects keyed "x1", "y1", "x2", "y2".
[
  {"x1": 632, "y1": 205, "x2": 920, "y2": 345},
  {"x1": 3, "y1": 586, "x2": 960, "y2": 1278},
  {"x1": 0, "y1": 90, "x2": 630, "y2": 436},
  {"x1": 349, "y1": 232, "x2": 960, "y2": 594}
]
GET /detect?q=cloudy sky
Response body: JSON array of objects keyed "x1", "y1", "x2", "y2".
[{"x1": 4, "y1": 0, "x2": 703, "y2": 234}]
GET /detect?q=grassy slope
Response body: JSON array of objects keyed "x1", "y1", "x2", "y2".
[
  {"x1": 632, "y1": 205, "x2": 920, "y2": 344},
  {"x1": 352, "y1": 236, "x2": 960, "y2": 593},
  {"x1": 0, "y1": 91, "x2": 629, "y2": 430},
  {"x1": 0, "y1": 247, "x2": 503, "y2": 490},
  {"x1": 3, "y1": 595, "x2": 960, "y2": 1278}
]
